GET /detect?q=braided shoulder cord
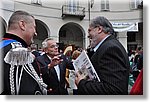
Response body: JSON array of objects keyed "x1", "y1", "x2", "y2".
[{"x1": 9, "y1": 65, "x2": 15, "y2": 95}]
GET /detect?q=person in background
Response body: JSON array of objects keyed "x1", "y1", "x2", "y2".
[
  {"x1": 30, "y1": 43, "x2": 40, "y2": 57},
  {"x1": 70, "y1": 50, "x2": 81, "y2": 95},
  {"x1": 75, "y1": 16, "x2": 130, "y2": 95},
  {"x1": 72, "y1": 50, "x2": 81, "y2": 61},
  {"x1": 35, "y1": 38, "x2": 74, "y2": 95},
  {"x1": 130, "y1": 68, "x2": 143, "y2": 95},
  {"x1": 132, "y1": 47, "x2": 143, "y2": 81},
  {"x1": 38, "y1": 47, "x2": 45, "y2": 55},
  {"x1": 1, "y1": 10, "x2": 47, "y2": 95}
]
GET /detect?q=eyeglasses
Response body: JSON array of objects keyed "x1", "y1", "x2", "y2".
[
  {"x1": 49, "y1": 44, "x2": 59, "y2": 48},
  {"x1": 88, "y1": 26, "x2": 99, "y2": 33}
]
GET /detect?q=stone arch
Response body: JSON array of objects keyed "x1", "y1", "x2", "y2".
[
  {"x1": 0, "y1": 16, "x2": 7, "y2": 37},
  {"x1": 59, "y1": 22, "x2": 85, "y2": 51},
  {"x1": 34, "y1": 19, "x2": 50, "y2": 48}
]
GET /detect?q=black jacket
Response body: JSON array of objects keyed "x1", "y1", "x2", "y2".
[
  {"x1": 1, "y1": 33, "x2": 42, "y2": 95},
  {"x1": 77, "y1": 35, "x2": 130, "y2": 95},
  {"x1": 35, "y1": 54, "x2": 74, "y2": 95}
]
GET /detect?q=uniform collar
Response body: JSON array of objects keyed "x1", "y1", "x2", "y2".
[{"x1": 3, "y1": 33, "x2": 28, "y2": 48}]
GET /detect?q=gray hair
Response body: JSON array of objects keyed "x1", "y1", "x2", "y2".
[
  {"x1": 30, "y1": 43, "x2": 37, "y2": 50},
  {"x1": 42, "y1": 38, "x2": 54, "y2": 48},
  {"x1": 8, "y1": 10, "x2": 34, "y2": 29},
  {"x1": 90, "y1": 16, "x2": 114, "y2": 34}
]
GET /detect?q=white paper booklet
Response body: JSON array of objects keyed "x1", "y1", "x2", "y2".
[{"x1": 73, "y1": 50, "x2": 100, "y2": 82}]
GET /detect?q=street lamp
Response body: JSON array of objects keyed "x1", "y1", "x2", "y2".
[{"x1": 88, "y1": 0, "x2": 94, "y2": 25}]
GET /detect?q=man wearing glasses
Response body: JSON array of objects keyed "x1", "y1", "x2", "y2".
[
  {"x1": 34, "y1": 38, "x2": 74, "y2": 95},
  {"x1": 75, "y1": 16, "x2": 130, "y2": 95}
]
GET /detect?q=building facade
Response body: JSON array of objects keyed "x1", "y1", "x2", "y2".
[{"x1": 0, "y1": 0, "x2": 143, "y2": 51}]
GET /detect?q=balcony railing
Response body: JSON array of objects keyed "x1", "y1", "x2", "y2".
[
  {"x1": 62, "y1": 5, "x2": 85, "y2": 20},
  {"x1": 31, "y1": 0, "x2": 42, "y2": 6}
]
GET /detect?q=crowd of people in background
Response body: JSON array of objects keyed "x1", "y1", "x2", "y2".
[
  {"x1": 128, "y1": 47, "x2": 143, "y2": 94},
  {"x1": 1, "y1": 10, "x2": 143, "y2": 95},
  {"x1": 128, "y1": 47, "x2": 143, "y2": 81}
]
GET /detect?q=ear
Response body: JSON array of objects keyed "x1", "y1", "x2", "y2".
[
  {"x1": 44, "y1": 48, "x2": 48, "y2": 53},
  {"x1": 18, "y1": 20, "x2": 26, "y2": 31},
  {"x1": 98, "y1": 26, "x2": 103, "y2": 34}
]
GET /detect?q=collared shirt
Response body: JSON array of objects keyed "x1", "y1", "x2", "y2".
[
  {"x1": 47, "y1": 55, "x2": 60, "y2": 81},
  {"x1": 93, "y1": 35, "x2": 110, "y2": 52}
]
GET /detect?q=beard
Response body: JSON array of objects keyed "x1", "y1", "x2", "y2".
[
  {"x1": 90, "y1": 37, "x2": 98, "y2": 48},
  {"x1": 90, "y1": 41, "x2": 96, "y2": 48}
]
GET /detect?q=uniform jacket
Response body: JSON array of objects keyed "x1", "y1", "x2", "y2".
[
  {"x1": 1, "y1": 33, "x2": 42, "y2": 95},
  {"x1": 77, "y1": 35, "x2": 130, "y2": 95}
]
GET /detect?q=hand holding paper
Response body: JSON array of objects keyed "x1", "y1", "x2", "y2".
[
  {"x1": 75, "y1": 71, "x2": 88, "y2": 85},
  {"x1": 73, "y1": 50, "x2": 100, "y2": 82}
]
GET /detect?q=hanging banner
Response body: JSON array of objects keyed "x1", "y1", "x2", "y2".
[{"x1": 112, "y1": 22, "x2": 138, "y2": 32}]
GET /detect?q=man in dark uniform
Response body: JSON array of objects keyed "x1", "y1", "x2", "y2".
[{"x1": 1, "y1": 10, "x2": 47, "y2": 95}]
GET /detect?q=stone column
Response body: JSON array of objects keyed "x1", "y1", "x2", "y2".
[{"x1": 117, "y1": 31, "x2": 128, "y2": 51}]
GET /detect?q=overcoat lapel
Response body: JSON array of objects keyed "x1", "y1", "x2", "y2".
[{"x1": 43, "y1": 54, "x2": 59, "y2": 81}]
